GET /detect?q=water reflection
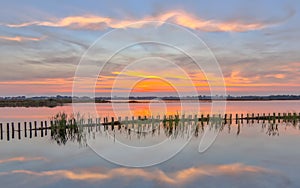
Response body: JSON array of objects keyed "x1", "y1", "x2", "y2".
[
  {"x1": 0, "y1": 113, "x2": 299, "y2": 147},
  {"x1": 46, "y1": 116, "x2": 300, "y2": 146}
]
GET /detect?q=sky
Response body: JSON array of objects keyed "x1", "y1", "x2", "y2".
[{"x1": 0, "y1": 0, "x2": 299, "y2": 96}]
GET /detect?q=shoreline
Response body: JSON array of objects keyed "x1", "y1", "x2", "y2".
[{"x1": 1, "y1": 98, "x2": 300, "y2": 108}]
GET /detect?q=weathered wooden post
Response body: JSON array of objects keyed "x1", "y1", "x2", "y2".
[
  {"x1": 11, "y1": 122, "x2": 15, "y2": 139},
  {"x1": 104, "y1": 117, "x2": 107, "y2": 130},
  {"x1": 224, "y1": 114, "x2": 227, "y2": 124},
  {"x1": 111, "y1": 117, "x2": 114, "y2": 130},
  {"x1": 241, "y1": 114, "x2": 244, "y2": 124},
  {"x1": 40, "y1": 121, "x2": 44, "y2": 137},
  {"x1": 131, "y1": 116, "x2": 134, "y2": 129},
  {"x1": 229, "y1": 114, "x2": 232, "y2": 124},
  {"x1": 293, "y1": 113, "x2": 297, "y2": 125},
  {"x1": 118, "y1": 117, "x2": 122, "y2": 130},
  {"x1": 29, "y1": 122, "x2": 32, "y2": 138},
  {"x1": 6, "y1": 123, "x2": 10, "y2": 141},
  {"x1": 34, "y1": 121, "x2": 37, "y2": 137},
  {"x1": 251, "y1": 113, "x2": 254, "y2": 124},
  {"x1": 45, "y1": 121, "x2": 48, "y2": 136},
  {"x1": 125, "y1": 116, "x2": 128, "y2": 129},
  {"x1": 0, "y1": 123, "x2": 3, "y2": 140},
  {"x1": 278, "y1": 113, "x2": 281, "y2": 123},
  {"x1": 18, "y1": 122, "x2": 21, "y2": 140},
  {"x1": 24, "y1": 122, "x2": 27, "y2": 138},
  {"x1": 235, "y1": 114, "x2": 238, "y2": 124},
  {"x1": 246, "y1": 113, "x2": 249, "y2": 124}
]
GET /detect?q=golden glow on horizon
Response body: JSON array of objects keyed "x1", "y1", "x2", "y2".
[
  {"x1": 131, "y1": 78, "x2": 178, "y2": 93},
  {"x1": 1, "y1": 69, "x2": 298, "y2": 95}
]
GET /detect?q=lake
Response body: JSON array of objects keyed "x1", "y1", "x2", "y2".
[{"x1": 0, "y1": 100, "x2": 300, "y2": 187}]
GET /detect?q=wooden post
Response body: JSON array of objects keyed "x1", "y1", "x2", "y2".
[
  {"x1": 34, "y1": 121, "x2": 37, "y2": 137},
  {"x1": 18, "y1": 122, "x2": 21, "y2": 140},
  {"x1": 118, "y1": 117, "x2": 122, "y2": 130},
  {"x1": 11, "y1": 122, "x2": 15, "y2": 139},
  {"x1": 111, "y1": 117, "x2": 114, "y2": 130},
  {"x1": 29, "y1": 122, "x2": 32, "y2": 138},
  {"x1": 7, "y1": 123, "x2": 10, "y2": 141},
  {"x1": 103, "y1": 117, "x2": 107, "y2": 130},
  {"x1": 241, "y1": 114, "x2": 243, "y2": 124},
  {"x1": 0, "y1": 123, "x2": 2, "y2": 140},
  {"x1": 24, "y1": 122, "x2": 27, "y2": 138},
  {"x1": 125, "y1": 116, "x2": 128, "y2": 129},
  {"x1": 229, "y1": 114, "x2": 232, "y2": 124},
  {"x1": 246, "y1": 113, "x2": 249, "y2": 123},
  {"x1": 45, "y1": 121, "x2": 48, "y2": 136},
  {"x1": 40, "y1": 121, "x2": 44, "y2": 137}
]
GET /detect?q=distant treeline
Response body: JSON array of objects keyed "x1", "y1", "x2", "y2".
[
  {"x1": 0, "y1": 95, "x2": 299, "y2": 107},
  {"x1": 127, "y1": 95, "x2": 300, "y2": 101},
  {"x1": 0, "y1": 98, "x2": 67, "y2": 108},
  {"x1": 0, "y1": 98, "x2": 110, "y2": 108}
]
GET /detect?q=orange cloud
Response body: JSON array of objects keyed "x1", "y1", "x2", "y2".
[
  {"x1": 5, "y1": 163, "x2": 272, "y2": 184},
  {"x1": 5, "y1": 11, "x2": 271, "y2": 32},
  {"x1": 0, "y1": 35, "x2": 44, "y2": 42},
  {"x1": 0, "y1": 156, "x2": 47, "y2": 164}
]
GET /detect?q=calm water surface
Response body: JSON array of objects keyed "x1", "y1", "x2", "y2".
[{"x1": 0, "y1": 101, "x2": 300, "y2": 188}]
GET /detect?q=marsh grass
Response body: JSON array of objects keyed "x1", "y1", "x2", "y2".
[{"x1": 50, "y1": 112, "x2": 86, "y2": 146}]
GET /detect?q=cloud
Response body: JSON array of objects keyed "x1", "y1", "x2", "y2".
[
  {"x1": 0, "y1": 156, "x2": 47, "y2": 164},
  {"x1": 2, "y1": 163, "x2": 274, "y2": 183},
  {"x1": 0, "y1": 35, "x2": 45, "y2": 42},
  {"x1": 3, "y1": 163, "x2": 293, "y2": 188},
  {"x1": 3, "y1": 10, "x2": 281, "y2": 32}
]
